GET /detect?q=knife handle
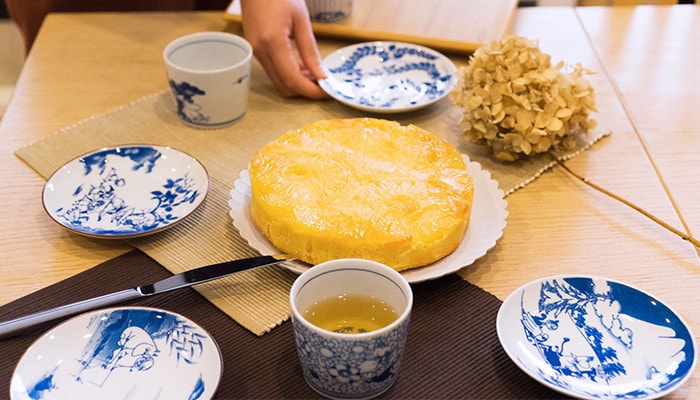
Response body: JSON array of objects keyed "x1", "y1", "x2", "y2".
[{"x1": 0, "y1": 288, "x2": 141, "y2": 340}]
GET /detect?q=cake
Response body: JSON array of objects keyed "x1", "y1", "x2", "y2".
[{"x1": 248, "y1": 118, "x2": 474, "y2": 271}]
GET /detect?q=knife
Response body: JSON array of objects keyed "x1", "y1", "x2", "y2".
[{"x1": 0, "y1": 254, "x2": 289, "y2": 340}]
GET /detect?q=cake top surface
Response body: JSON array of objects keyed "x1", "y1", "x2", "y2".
[{"x1": 249, "y1": 118, "x2": 474, "y2": 269}]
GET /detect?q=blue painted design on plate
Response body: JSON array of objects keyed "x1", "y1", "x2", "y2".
[
  {"x1": 25, "y1": 308, "x2": 211, "y2": 399},
  {"x1": 26, "y1": 369, "x2": 56, "y2": 400},
  {"x1": 518, "y1": 277, "x2": 695, "y2": 399},
  {"x1": 52, "y1": 146, "x2": 203, "y2": 236},
  {"x1": 320, "y1": 42, "x2": 457, "y2": 112},
  {"x1": 188, "y1": 375, "x2": 207, "y2": 400}
]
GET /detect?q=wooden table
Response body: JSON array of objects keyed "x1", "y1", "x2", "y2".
[{"x1": 0, "y1": 5, "x2": 698, "y2": 398}]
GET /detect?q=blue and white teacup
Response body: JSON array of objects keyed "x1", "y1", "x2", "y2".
[
  {"x1": 290, "y1": 258, "x2": 413, "y2": 399},
  {"x1": 163, "y1": 31, "x2": 252, "y2": 129},
  {"x1": 305, "y1": 0, "x2": 353, "y2": 23}
]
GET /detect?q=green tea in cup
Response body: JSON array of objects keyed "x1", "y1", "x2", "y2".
[{"x1": 302, "y1": 293, "x2": 399, "y2": 333}]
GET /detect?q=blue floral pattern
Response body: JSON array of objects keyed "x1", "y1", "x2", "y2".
[
  {"x1": 320, "y1": 42, "x2": 457, "y2": 112},
  {"x1": 293, "y1": 316, "x2": 410, "y2": 398},
  {"x1": 46, "y1": 146, "x2": 207, "y2": 238}
]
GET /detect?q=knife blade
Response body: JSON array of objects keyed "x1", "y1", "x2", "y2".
[{"x1": 0, "y1": 254, "x2": 289, "y2": 340}]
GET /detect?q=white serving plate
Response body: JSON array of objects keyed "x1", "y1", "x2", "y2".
[
  {"x1": 42, "y1": 145, "x2": 208, "y2": 238},
  {"x1": 228, "y1": 155, "x2": 507, "y2": 283},
  {"x1": 319, "y1": 41, "x2": 457, "y2": 113},
  {"x1": 497, "y1": 275, "x2": 697, "y2": 399},
  {"x1": 10, "y1": 306, "x2": 222, "y2": 400}
]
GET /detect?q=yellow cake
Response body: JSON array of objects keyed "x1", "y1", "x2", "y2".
[{"x1": 248, "y1": 118, "x2": 474, "y2": 271}]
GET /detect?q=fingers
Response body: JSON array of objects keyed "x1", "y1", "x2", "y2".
[
  {"x1": 269, "y1": 52, "x2": 328, "y2": 100},
  {"x1": 255, "y1": 35, "x2": 328, "y2": 100},
  {"x1": 291, "y1": 10, "x2": 326, "y2": 82},
  {"x1": 240, "y1": 0, "x2": 328, "y2": 99},
  {"x1": 262, "y1": 23, "x2": 328, "y2": 99},
  {"x1": 252, "y1": 37, "x2": 297, "y2": 97}
]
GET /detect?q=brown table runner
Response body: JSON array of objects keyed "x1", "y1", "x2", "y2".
[{"x1": 0, "y1": 250, "x2": 562, "y2": 399}]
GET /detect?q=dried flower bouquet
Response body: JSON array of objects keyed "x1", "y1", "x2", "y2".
[{"x1": 451, "y1": 35, "x2": 597, "y2": 161}]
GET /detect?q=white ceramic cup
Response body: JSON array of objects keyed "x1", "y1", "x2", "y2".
[
  {"x1": 163, "y1": 31, "x2": 252, "y2": 129},
  {"x1": 305, "y1": 0, "x2": 353, "y2": 23},
  {"x1": 290, "y1": 258, "x2": 413, "y2": 399}
]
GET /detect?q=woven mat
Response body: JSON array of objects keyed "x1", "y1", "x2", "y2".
[
  {"x1": 14, "y1": 43, "x2": 610, "y2": 335},
  {"x1": 0, "y1": 249, "x2": 562, "y2": 399}
]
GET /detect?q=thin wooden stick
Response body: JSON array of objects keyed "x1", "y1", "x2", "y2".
[{"x1": 552, "y1": 156, "x2": 700, "y2": 248}]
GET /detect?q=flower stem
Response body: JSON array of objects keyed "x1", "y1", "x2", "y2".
[{"x1": 552, "y1": 156, "x2": 700, "y2": 248}]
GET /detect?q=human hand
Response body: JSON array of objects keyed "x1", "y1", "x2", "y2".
[{"x1": 240, "y1": 0, "x2": 328, "y2": 99}]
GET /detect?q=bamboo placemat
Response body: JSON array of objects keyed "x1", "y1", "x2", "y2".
[
  {"x1": 14, "y1": 48, "x2": 609, "y2": 335},
  {"x1": 0, "y1": 249, "x2": 562, "y2": 399}
]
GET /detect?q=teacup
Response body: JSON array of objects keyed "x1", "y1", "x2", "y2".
[
  {"x1": 290, "y1": 258, "x2": 413, "y2": 399},
  {"x1": 163, "y1": 31, "x2": 252, "y2": 129},
  {"x1": 305, "y1": 0, "x2": 353, "y2": 23}
]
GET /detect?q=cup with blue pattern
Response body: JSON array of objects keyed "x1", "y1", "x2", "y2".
[
  {"x1": 305, "y1": 0, "x2": 353, "y2": 23},
  {"x1": 163, "y1": 31, "x2": 252, "y2": 129},
  {"x1": 290, "y1": 258, "x2": 413, "y2": 399}
]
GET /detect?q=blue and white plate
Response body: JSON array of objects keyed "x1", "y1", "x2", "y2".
[
  {"x1": 42, "y1": 145, "x2": 208, "y2": 238},
  {"x1": 10, "y1": 307, "x2": 222, "y2": 400},
  {"x1": 319, "y1": 41, "x2": 457, "y2": 113},
  {"x1": 497, "y1": 276, "x2": 696, "y2": 399}
]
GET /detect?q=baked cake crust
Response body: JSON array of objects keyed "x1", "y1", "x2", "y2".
[{"x1": 248, "y1": 118, "x2": 474, "y2": 271}]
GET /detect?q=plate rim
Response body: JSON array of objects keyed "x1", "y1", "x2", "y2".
[
  {"x1": 41, "y1": 144, "x2": 209, "y2": 239},
  {"x1": 319, "y1": 40, "x2": 458, "y2": 114},
  {"x1": 496, "y1": 274, "x2": 698, "y2": 400},
  {"x1": 10, "y1": 305, "x2": 223, "y2": 400},
  {"x1": 228, "y1": 154, "x2": 508, "y2": 283}
]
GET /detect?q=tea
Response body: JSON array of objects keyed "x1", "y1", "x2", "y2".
[{"x1": 302, "y1": 293, "x2": 399, "y2": 334}]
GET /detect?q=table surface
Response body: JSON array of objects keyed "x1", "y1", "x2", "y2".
[{"x1": 0, "y1": 4, "x2": 698, "y2": 398}]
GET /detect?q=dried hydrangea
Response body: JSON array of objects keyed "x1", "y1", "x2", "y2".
[{"x1": 451, "y1": 35, "x2": 597, "y2": 162}]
